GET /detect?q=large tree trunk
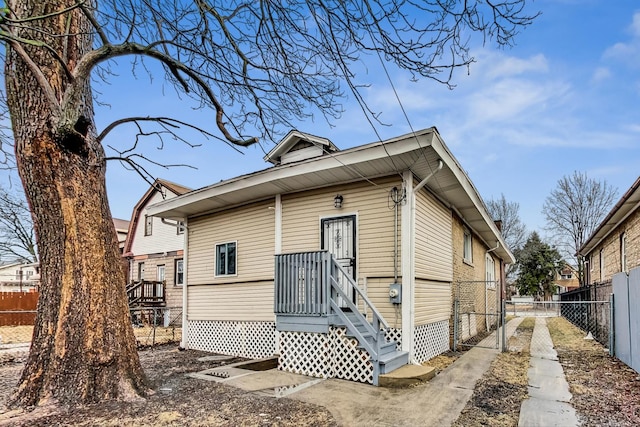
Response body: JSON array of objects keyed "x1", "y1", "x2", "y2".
[{"x1": 5, "y1": 1, "x2": 148, "y2": 406}]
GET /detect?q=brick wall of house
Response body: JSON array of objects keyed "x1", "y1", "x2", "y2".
[{"x1": 588, "y1": 207, "x2": 640, "y2": 283}]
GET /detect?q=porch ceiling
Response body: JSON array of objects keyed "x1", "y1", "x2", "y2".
[{"x1": 148, "y1": 127, "x2": 514, "y2": 263}]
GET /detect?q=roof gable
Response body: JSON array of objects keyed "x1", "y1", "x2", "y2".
[
  {"x1": 123, "y1": 179, "x2": 191, "y2": 254},
  {"x1": 264, "y1": 130, "x2": 339, "y2": 165}
]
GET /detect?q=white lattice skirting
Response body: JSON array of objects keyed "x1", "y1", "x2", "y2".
[
  {"x1": 187, "y1": 320, "x2": 276, "y2": 359},
  {"x1": 278, "y1": 327, "x2": 374, "y2": 384},
  {"x1": 413, "y1": 320, "x2": 450, "y2": 363}
]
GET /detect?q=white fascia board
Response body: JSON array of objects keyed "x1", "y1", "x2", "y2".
[{"x1": 430, "y1": 133, "x2": 515, "y2": 264}]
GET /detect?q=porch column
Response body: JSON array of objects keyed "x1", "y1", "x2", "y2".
[
  {"x1": 401, "y1": 171, "x2": 415, "y2": 356},
  {"x1": 180, "y1": 217, "x2": 189, "y2": 349}
]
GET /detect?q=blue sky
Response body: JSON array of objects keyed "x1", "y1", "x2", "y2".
[{"x1": 4, "y1": 0, "x2": 639, "y2": 241}]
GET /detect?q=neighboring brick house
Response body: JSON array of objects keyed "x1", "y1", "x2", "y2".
[
  {"x1": 123, "y1": 179, "x2": 191, "y2": 310},
  {"x1": 578, "y1": 176, "x2": 640, "y2": 284}
]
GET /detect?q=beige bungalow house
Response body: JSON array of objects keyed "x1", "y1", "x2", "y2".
[{"x1": 148, "y1": 127, "x2": 514, "y2": 386}]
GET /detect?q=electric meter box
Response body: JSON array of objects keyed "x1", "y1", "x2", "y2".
[{"x1": 389, "y1": 283, "x2": 402, "y2": 304}]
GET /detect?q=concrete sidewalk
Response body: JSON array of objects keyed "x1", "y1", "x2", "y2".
[
  {"x1": 518, "y1": 317, "x2": 579, "y2": 427},
  {"x1": 210, "y1": 318, "x2": 524, "y2": 426}
]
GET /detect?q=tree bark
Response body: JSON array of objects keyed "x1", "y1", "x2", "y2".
[{"x1": 5, "y1": 1, "x2": 148, "y2": 406}]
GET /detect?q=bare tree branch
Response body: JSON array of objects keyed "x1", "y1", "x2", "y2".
[{"x1": 543, "y1": 171, "x2": 618, "y2": 285}]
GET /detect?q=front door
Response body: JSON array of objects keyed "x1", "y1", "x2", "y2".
[{"x1": 321, "y1": 215, "x2": 356, "y2": 308}]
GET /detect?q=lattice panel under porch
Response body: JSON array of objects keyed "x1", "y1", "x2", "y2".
[
  {"x1": 383, "y1": 327, "x2": 403, "y2": 350},
  {"x1": 278, "y1": 330, "x2": 331, "y2": 379},
  {"x1": 413, "y1": 320, "x2": 449, "y2": 363},
  {"x1": 329, "y1": 327, "x2": 374, "y2": 384},
  {"x1": 278, "y1": 328, "x2": 374, "y2": 385},
  {"x1": 187, "y1": 320, "x2": 276, "y2": 359}
]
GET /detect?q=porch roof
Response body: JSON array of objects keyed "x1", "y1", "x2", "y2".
[{"x1": 147, "y1": 127, "x2": 514, "y2": 263}]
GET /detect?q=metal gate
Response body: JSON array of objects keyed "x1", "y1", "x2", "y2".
[
  {"x1": 453, "y1": 280, "x2": 502, "y2": 350},
  {"x1": 504, "y1": 299, "x2": 613, "y2": 352}
]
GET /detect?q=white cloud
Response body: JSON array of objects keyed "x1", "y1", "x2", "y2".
[
  {"x1": 603, "y1": 11, "x2": 640, "y2": 67},
  {"x1": 590, "y1": 67, "x2": 611, "y2": 83}
]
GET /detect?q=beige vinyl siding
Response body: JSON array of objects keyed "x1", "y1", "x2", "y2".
[
  {"x1": 187, "y1": 199, "x2": 275, "y2": 285},
  {"x1": 187, "y1": 282, "x2": 274, "y2": 321},
  {"x1": 363, "y1": 277, "x2": 403, "y2": 329},
  {"x1": 415, "y1": 188, "x2": 453, "y2": 282},
  {"x1": 281, "y1": 177, "x2": 402, "y2": 313},
  {"x1": 415, "y1": 279, "x2": 451, "y2": 325},
  {"x1": 281, "y1": 176, "x2": 401, "y2": 277}
]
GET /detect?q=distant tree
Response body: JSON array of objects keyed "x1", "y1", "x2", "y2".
[
  {"x1": 486, "y1": 194, "x2": 527, "y2": 283},
  {"x1": 515, "y1": 232, "x2": 564, "y2": 298},
  {"x1": 0, "y1": 185, "x2": 37, "y2": 264},
  {"x1": 543, "y1": 172, "x2": 618, "y2": 285},
  {"x1": 2, "y1": 0, "x2": 538, "y2": 407}
]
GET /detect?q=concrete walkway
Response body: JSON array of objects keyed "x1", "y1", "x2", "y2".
[
  {"x1": 518, "y1": 317, "x2": 579, "y2": 427},
  {"x1": 212, "y1": 318, "x2": 524, "y2": 426}
]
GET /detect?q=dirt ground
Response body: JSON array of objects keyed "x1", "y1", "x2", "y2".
[
  {"x1": 453, "y1": 317, "x2": 640, "y2": 427},
  {"x1": 1, "y1": 317, "x2": 639, "y2": 426},
  {"x1": 547, "y1": 317, "x2": 640, "y2": 426},
  {"x1": 0, "y1": 346, "x2": 336, "y2": 426}
]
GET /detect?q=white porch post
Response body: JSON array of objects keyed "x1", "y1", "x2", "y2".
[
  {"x1": 180, "y1": 217, "x2": 189, "y2": 349},
  {"x1": 274, "y1": 194, "x2": 282, "y2": 354},
  {"x1": 275, "y1": 194, "x2": 282, "y2": 254},
  {"x1": 401, "y1": 171, "x2": 415, "y2": 356}
]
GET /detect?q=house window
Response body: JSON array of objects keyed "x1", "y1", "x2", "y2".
[
  {"x1": 177, "y1": 221, "x2": 185, "y2": 235},
  {"x1": 175, "y1": 259, "x2": 184, "y2": 285},
  {"x1": 157, "y1": 265, "x2": 165, "y2": 282},
  {"x1": 215, "y1": 242, "x2": 237, "y2": 276},
  {"x1": 144, "y1": 215, "x2": 153, "y2": 236},
  {"x1": 463, "y1": 229, "x2": 473, "y2": 263},
  {"x1": 621, "y1": 233, "x2": 627, "y2": 273},
  {"x1": 561, "y1": 273, "x2": 572, "y2": 280},
  {"x1": 599, "y1": 249, "x2": 604, "y2": 281},
  {"x1": 137, "y1": 262, "x2": 145, "y2": 281}
]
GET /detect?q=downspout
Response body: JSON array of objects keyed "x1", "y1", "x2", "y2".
[
  {"x1": 486, "y1": 241, "x2": 500, "y2": 333},
  {"x1": 402, "y1": 159, "x2": 443, "y2": 361}
]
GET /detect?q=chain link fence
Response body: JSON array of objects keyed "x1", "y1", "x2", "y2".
[
  {"x1": 453, "y1": 280, "x2": 501, "y2": 350},
  {"x1": 1, "y1": 307, "x2": 182, "y2": 351},
  {"x1": 130, "y1": 307, "x2": 183, "y2": 348},
  {"x1": 505, "y1": 300, "x2": 612, "y2": 351}
]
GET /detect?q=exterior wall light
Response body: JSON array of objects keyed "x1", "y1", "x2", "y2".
[{"x1": 334, "y1": 194, "x2": 344, "y2": 209}]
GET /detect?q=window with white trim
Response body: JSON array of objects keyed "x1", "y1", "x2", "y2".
[
  {"x1": 157, "y1": 265, "x2": 165, "y2": 282},
  {"x1": 177, "y1": 221, "x2": 185, "y2": 235},
  {"x1": 599, "y1": 249, "x2": 604, "y2": 281},
  {"x1": 463, "y1": 228, "x2": 473, "y2": 263},
  {"x1": 215, "y1": 242, "x2": 237, "y2": 276},
  {"x1": 175, "y1": 259, "x2": 184, "y2": 285}
]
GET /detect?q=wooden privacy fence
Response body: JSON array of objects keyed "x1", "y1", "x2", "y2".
[{"x1": 0, "y1": 291, "x2": 39, "y2": 326}]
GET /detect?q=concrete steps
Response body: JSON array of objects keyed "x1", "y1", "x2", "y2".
[{"x1": 378, "y1": 364, "x2": 437, "y2": 388}]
